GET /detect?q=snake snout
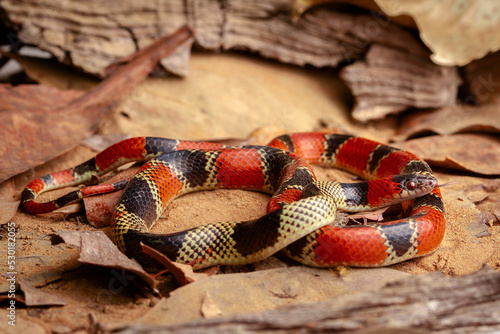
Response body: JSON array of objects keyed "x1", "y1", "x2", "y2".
[
  {"x1": 405, "y1": 174, "x2": 438, "y2": 194},
  {"x1": 417, "y1": 175, "x2": 437, "y2": 189}
]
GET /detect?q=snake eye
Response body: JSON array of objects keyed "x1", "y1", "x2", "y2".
[{"x1": 406, "y1": 181, "x2": 416, "y2": 191}]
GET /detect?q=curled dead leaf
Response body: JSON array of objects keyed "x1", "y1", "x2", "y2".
[
  {"x1": 396, "y1": 103, "x2": 500, "y2": 140},
  {"x1": 0, "y1": 26, "x2": 193, "y2": 184},
  {"x1": 396, "y1": 134, "x2": 500, "y2": 176},
  {"x1": 375, "y1": 0, "x2": 500, "y2": 66},
  {"x1": 201, "y1": 292, "x2": 223, "y2": 318},
  {"x1": 52, "y1": 231, "x2": 157, "y2": 291},
  {"x1": 0, "y1": 51, "x2": 98, "y2": 90},
  {"x1": 141, "y1": 243, "x2": 209, "y2": 286}
]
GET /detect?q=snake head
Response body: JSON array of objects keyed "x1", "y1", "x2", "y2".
[
  {"x1": 360, "y1": 173, "x2": 438, "y2": 209},
  {"x1": 392, "y1": 173, "x2": 437, "y2": 198}
]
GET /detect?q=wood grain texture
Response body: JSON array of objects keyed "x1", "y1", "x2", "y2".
[
  {"x1": 0, "y1": 0, "x2": 461, "y2": 120},
  {"x1": 341, "y1": 44, "x2": 460, "y2": 121}
]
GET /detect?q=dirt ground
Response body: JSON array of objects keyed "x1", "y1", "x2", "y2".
[{"x1": 1, "y1": 52, "x2": 499, "y2": 333}]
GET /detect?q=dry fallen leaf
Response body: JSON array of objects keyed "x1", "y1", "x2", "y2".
[
  {"x1": 463, "y1": 51, "x2": 500, "y2": 105},
  {"x1": 52, "y1": 231, "x2": 157, "y2": 291},
  {"x1": 396, "y1": 103, "x2": 500, "y2": 140},
  {"x1": 443, "y1": 190, "x2": 489, "y2": 239},
  {"x1": 0, "y1": 26, "x2": 193, "y2": 184},
  {"x1": 375, "y1": 0, "x2": 500, "y2": 66},
  {"x1": 18, "y1": 277, "x2": 67, "y2": 306},
  {"x1": 200, "y1": 292, "x2": 223, "y2": 318},
  {"x1": 82, "y1": 128, "x2": 285, "y2": 227},
  {"x1": 0, "y1": 83, "x2": 85, "y2": 112},
  {"x1": 459, "y1": 179, "x2": 500, "y2": 225},
  {"x1": 84, "y1": 191, "x2": 123, "y2": 228},
  {"x1": 82, "y1": 134, "x2": 131, "y2": 152},
  {"x1": 396, "y1": 134, "x2": 500, "y2": 176},
  {"x1": 347, "y1": 207, "x2": 387, "y2": 225}
]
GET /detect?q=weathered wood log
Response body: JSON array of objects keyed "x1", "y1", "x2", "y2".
[
  {"x1": 108, "y1": 268, "x2": 500, "y2": 334},
  {"x1": 0, "y1": 0, "x2": 461, "y2": 120},
  {"x1": 340, "y1": 43, "x2": 460, "y2": 121},
  {"x1": 463, "y1": 50, "x2": 500, "y2": 105}
]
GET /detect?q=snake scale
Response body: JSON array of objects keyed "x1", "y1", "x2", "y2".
[{"x1": 21, "y1": 133, "x2": 445, "y2": 270}]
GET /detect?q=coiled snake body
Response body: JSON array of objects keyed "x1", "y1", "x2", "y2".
[{"x1": 21, "y1": 133, "x2": 445, "y2": 269}]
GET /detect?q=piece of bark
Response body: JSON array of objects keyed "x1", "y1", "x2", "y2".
[
  {"x1": 141, "y1": 243, "x2": 209, "y2": 286},
  {"x1": 0, "y1": 0, "x2": 427, "y2": 75},
  {"x1": 340, "y1": 43, "x2": 460, "y2": 121},
  {"x1": 106, "y1": 268, "x2": 500, "y2": 333}
]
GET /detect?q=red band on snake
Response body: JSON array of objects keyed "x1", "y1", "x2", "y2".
[{"x1": 21, "y1": 133, "x2": 445, "y2": 270}]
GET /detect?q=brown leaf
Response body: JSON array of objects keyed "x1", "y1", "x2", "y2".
[
  {"x1": 0, "y1": 25, "x2": 193, "y2": 184},
  {"x1": 52, "y1": 231, "x2": 157, "y2": 291},
  {"x1": 0, "y1": 178, "x2": 20, "y2": 224},
  {"x1": 18, "y1": 277, "x2": 66, "y2": 306},
  {"x1": 347, "y1": 207, "x2": 387, "y2": 225},
  {"x1": 396, "y1": 103, "x2": 500, "y2": 140},
  {"x1": 464, "y1": 179, "x2": 500, "y2": 228},
  {"x1": 51, "y1": 203, "x2": 82, "y2": 215},
  {"x1": 396, "y1": 134, "x2": 500, "y2": 176},
  {"x1": 0, "y1": 51, "x2": 98, "y2": 90},
  {"x1": 84, "y1": 191, "x2": 123, "y2": 228},
  {"x1": 141, "y1": 243, "x2": 208, "y2": 286},
  {"x1": 340, "y1": 44, "x2": 460, "y2": 122}
]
